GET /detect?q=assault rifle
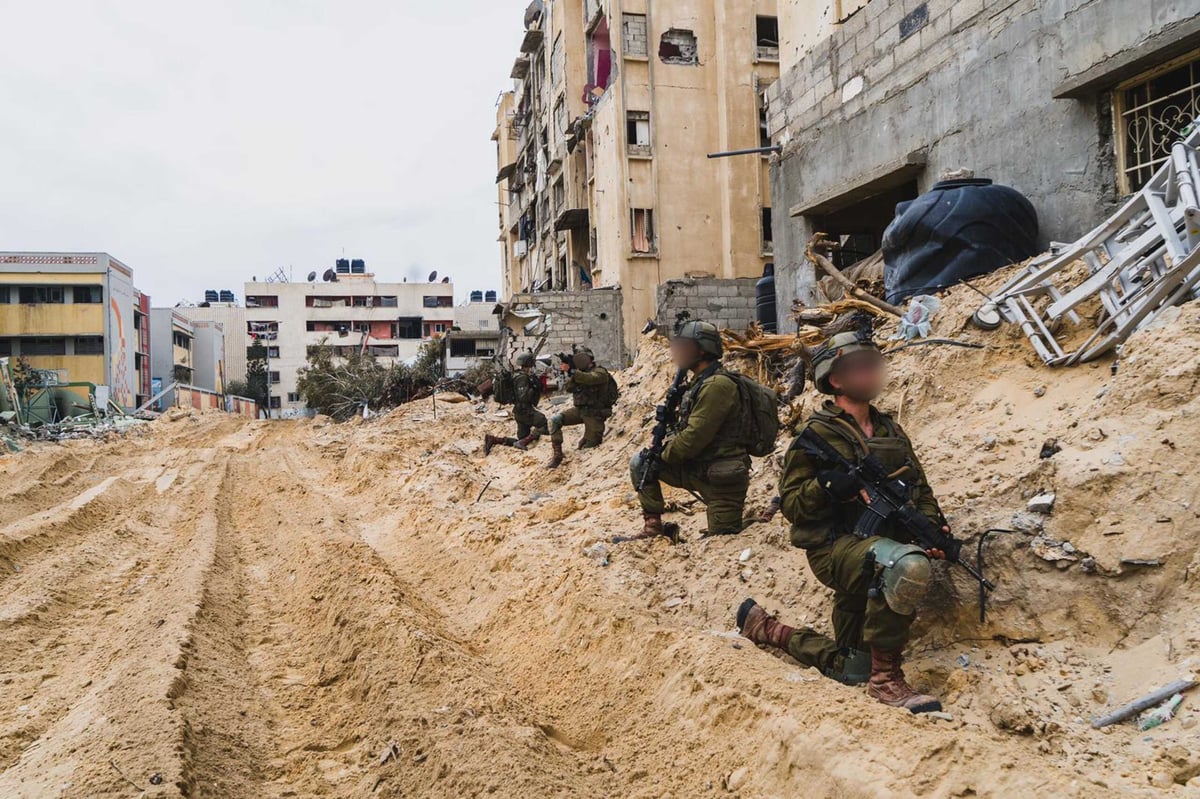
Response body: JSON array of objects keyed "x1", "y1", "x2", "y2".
[
  {"x1": 556, "y1": 352, "x2": 576, "y2": 373},
  {"x1": 797, "y1": 428, "x2": 996, "y2": 592},
  {"x1": 637, "y1": 368, "x2": 690, "y2": 491}
]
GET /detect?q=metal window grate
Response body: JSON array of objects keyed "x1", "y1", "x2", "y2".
[{"x1": 1119, "y1": 52, "x2": 1200, "y2": 192}]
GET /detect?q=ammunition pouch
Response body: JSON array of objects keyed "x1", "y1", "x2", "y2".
[{"x1": 705, "y1": 456, "x2": 749, "y2": 486}]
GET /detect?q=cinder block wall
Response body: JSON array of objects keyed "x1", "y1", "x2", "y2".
[
  {"x1": 655, "y1": 278, "x2": 760, "y2": 333},
  {"x1": 504, "y1": 289, "x2": 627, "y2": 367}
]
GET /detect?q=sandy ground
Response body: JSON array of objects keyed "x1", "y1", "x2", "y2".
[{"x1": 2, "y1": 276, "x2": 1200, "y2": 798}]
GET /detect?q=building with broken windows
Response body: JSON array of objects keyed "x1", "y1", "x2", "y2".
[
  {"x1": 243, "y1": 262, "x2": 454, "y2": 417},
  {"x1": 0, "y1": 252, "x2": 145, "y2": 411},
  {"x1": 495, "y1": 0, "x2": 781, "y2": 354},
  {"x1": 766, "y1": 0, "x2": 1200, "y2": 330}
]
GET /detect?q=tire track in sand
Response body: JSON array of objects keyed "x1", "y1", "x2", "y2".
[{"x1": 165, "y1": 433, "x2": 609, "y2": 798}]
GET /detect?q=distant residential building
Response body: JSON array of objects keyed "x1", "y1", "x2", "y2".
[
  {"x1": 495, "y1": 0, "x2": 779, "y2": 354},
  {"x1": 244, "y1": 259, "x2": 454, "y2": 418},
  {"x1": 181, "y1": 293, "x2": 248, "y2": 384},
  {"x1": 444, "y1": 290, "x2": 502, "y2": 375},
  {"x1": 190, "y1": 320, "x2": 226, "y2": 394},
  {"x1": 133, "y1": 289, "x2": 151, "y2": 408},
  {"x1": 150, "y1": 309, "x2": 196, "y2": 408},
  {"x1": 0, "y1": 252, "x2": 144, "y2": 411}
]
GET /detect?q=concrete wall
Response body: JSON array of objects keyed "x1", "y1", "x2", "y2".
[
  {"x1": 502, "y1": 288, "x2": 626, "y2": 367},
  {"x1": 766, "y1": 0, "x2": 1198, "y2": 330},
  {"x1": 655, "y1": 277, "x2": 760, "y2": 332},
  {"x1": 181, "y1": 303, "x2": 248, "y2": 384}
]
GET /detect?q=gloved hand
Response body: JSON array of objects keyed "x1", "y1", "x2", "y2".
[
  {"x1": 636, "y1": 449, "x2": 662, "y2": 487},
  {"x1": 817, "y1": 470, "x2": 862, "y2": 502}
]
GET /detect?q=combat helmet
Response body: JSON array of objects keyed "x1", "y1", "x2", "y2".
[
  {"x1": 812, "y1": 331, "x2": 881, "y2": 395},
  {"x1": 515, "y1": 352, "x2": 535, "y2": 368},
  {"x1": 673, "y1": 320, "x2": 723, "y2": 360}
]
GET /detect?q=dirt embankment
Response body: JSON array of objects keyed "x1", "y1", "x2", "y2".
[{"x1": 1, "y1": 276, "x2": 1198, "y2": 797}]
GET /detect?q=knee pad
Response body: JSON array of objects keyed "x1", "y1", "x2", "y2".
[
  {"x1": 629, "y1": 451, "x2": 651, "y2": 485},
  {"x1": 547, "y1": 414, "x2": 563, "y2": 434},
  {"x1": 868, "y1": 539, "x2": 931, "y2": 615}
]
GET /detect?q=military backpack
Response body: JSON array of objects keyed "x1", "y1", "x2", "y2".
[
  {"x1": 493, "y1": 369, "x2": 516, "y2": 405},
  {"x1": 722, "y1": 370, "x2": 781, "y2": 457}
]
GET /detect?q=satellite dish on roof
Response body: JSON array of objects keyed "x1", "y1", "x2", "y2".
[
  {"x1": 441, "y1": 276, "x2": 450, "y2": 283},
  {"x1": 428, "y1": 270, "x2": 438, "y2": 282},
  {"x1": 307, "y1": 271, "x2": 318, "y2": 282},
  {"x1": 323, "y1": 269, "x2": 337, "y2": 282}
]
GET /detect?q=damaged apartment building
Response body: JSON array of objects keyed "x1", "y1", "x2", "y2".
[
  {"x1": 495, "y1": 0, "x2": 781, "y2": 354},
  {"x1": 765, "y1": 0, "x2": 1200, "y2": 329}
]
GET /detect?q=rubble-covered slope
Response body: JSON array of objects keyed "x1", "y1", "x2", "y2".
[{"x1": 1, "y1": 274, "x2": 1198, "y2": 796}]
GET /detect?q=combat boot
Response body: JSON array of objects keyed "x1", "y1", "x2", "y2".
[
  {"x1": 483, "y1": 434, "x2": 507, "y2": 456},
  {"x1": 547, "y1": 441, "x2": 564, "y2": 469},
  {"x1": 736, "y1": 599, "x2": 794, "y2": 651},
  {"x1": 867, "y1": 648, "x2": 942, "y2": 714},
  {"x1": 514, "y1": 433, "x2": 540, "y2": 450}
]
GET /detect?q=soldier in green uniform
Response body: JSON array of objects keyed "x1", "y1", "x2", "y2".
[
  {"x1": 484, "y1": 352, "x2": 547, "y2": 454},
  {"x1": 629, "y1": 320, "x2": 750, "y2": 540},
  {"x1": 737, "y1": 331, "x2": 947, "y2": 714},
  {"x1": 547, "y1": 346, "x2": 616, "y2": 469}
]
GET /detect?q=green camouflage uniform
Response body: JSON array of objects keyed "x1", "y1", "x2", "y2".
[
  {"x1": 512, "y1": 371, "x2": 548, "y2": 439},
  {"x1": 633, "y1": 364, "x2": 750, "y2": 535},
  {"x1": 550, "y1": 365, "x2": 613, "y2": 447},
  {"x1": 778, "y1": 400, "x2": 944, "y2": 668}
]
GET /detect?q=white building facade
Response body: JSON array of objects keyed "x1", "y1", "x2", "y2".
[{"x1": 243, "y1": 270, "x2": 454, "y2": 417}]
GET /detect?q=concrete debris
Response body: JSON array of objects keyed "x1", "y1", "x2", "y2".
[
  {"x1": 584, "y1": 542, "x2": 610, "y2": 566},
  {"x1": 738, "y1": 548, "x2": 752, "y2": 563},
  {"x1": 1030, "y1": 535, "x2": 1079, "y2": 563},
  {"x1": 1027, "y1": 493, "x2": 1056, "y2": 514},
  {"x1": 1010, "y1": 511, "x2": 1045, "y2": 534}
]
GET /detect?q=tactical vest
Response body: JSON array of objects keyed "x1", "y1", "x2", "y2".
[{"x1": 805, "y1": 406, "x2": 918, "y2": 544}]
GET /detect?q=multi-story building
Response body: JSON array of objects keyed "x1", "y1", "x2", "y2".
[
  {"x1": 495, "y1": 0, "x2": 780, "y2": 354},
  {"x1": 190, "y1": 320, "x2": 226, "y2": 395},
  {"x1": 444, "y1": 290, "x2": 502, "y2": 375},
  {"x1": 181, "y1": 294, "x2": 248, "y2": 384},
  {"x1": 243, "y1": 260, "x2": 454, "y2": 417},
  {"x1": 150, "y1": 308, "x2": 196, "y2": 408},
  {"x1": 765, "y1": 0, "x2": 1200, "y2": 329},
  {"x1": 0, "y1": 252, "x2": 143, "y2": 410},
  {"x1": 133, "y1": 289, "x2": 151, "y2": 408}
]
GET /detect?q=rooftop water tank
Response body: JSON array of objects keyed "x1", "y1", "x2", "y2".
[
  {"x1": 350, "y1": 258, "x2": 365, "y2": 274},
  {"x1": 335, "y1": 258, "x2": 350, "y2": 274},
  {"x1": 204, "y1": 290, "x2": 219, "y2": 303},
  {"x1": 218, "y1": 290, "x2": 235, "y2": 303},
  {"x1": 485, "y1": 290, "x2": 498, "y2": 303},
  {"x1": 469, "y1": 290, "x2": 484, "y2": 303}
]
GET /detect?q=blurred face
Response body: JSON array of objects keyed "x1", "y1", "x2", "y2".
[
  {"x1": 829, "y1": 350, "x2": 886, "y2": 402},
  {"x1": 670, "y1": 337, "x2": 703, "y2": 369}
]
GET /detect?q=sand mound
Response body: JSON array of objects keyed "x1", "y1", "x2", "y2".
[{"x1": 1, "y1": 277, "x2": 1198, "y2": 796}]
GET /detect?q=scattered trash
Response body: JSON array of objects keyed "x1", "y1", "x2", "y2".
[
  {"x1": 926, "y1": 711, "x2": 955, "y2": 722},
  {"x1": 1091, "y1": 679, "x2": 1198, "y2": 729},
  {"x1": 1028, "y1": 493, "x2": 1056, "y2": 514},
  {"x1": 956, "y1": 654, "x2": 970, "y2": 669},
  {"x1": 738, "y1": 548, "x2": 752, "y2": 563},
  {"x1": 1139, "y1": 693, "x2": 1184, "y2": 731},
  {"x1": 891, "y1": 295, "x2": 942, "y2": 341},
  {"x1": 149, "y1": 773, "x2": 164, "y2": 786}
]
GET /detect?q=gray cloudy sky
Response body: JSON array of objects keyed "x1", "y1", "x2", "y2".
[{"x1": 0, "y1": 1, "x2": 525, "y2": 305}]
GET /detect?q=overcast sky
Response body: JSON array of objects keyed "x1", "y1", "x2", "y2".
[{"x1": 0, "y1": 1, "x2": 526, "y2": 305}]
